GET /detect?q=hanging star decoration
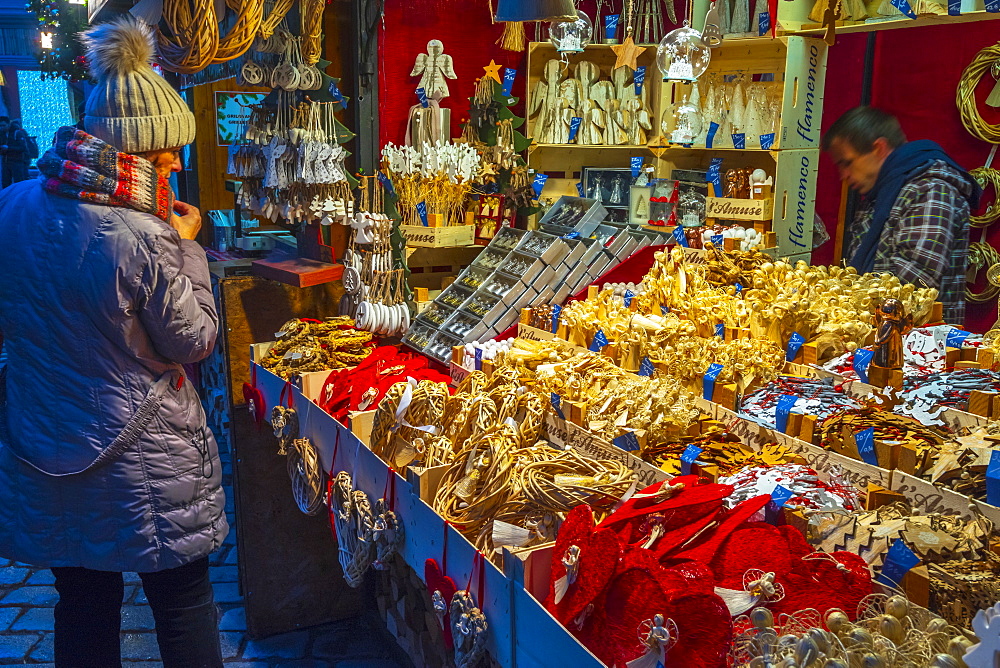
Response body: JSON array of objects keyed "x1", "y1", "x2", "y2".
[
  {"x1": 611, "y1": 35, "x2": 646, "y2": 72},
  {"x1": 483, "y1": 60, "x2": 503, "y2": 85}
]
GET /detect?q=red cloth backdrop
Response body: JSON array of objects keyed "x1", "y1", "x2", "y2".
[
  {"x1": 379, "y1": 3, "x2": 1000, "y2": 331},
  {"x1": 816, "y1": 23, "x2": 1000, "y2": 332}
]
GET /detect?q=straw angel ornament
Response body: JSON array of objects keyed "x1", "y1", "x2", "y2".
[{"x1": 410, "y1": 39, "x2": 458, "y2": 100}]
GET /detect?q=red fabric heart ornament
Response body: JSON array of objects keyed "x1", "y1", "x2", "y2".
[
  {"x1": 424, "y1": 558, "x2": 458, "y2": 649},
  {"x1": 545, "y1": 505, "x2": 621, "y2": 628},
  {"x1": 242, "y1": 382, "x2": 265, "y2": 428},
  {"x1": 708, "y1": 523, "x2": 798, "y2": 589},
  {"x1": 671, "y1": 494, "x2": 770, "y2": 565}
]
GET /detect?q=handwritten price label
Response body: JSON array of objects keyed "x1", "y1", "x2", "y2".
[
  {"x1": 532, "y1": 173, "x2": 549, "y2": 198},
  {"x1": 853, "y1": 348, "x2": 873, "y2": 384},
  {"x1": 758, "y1": 11, "x2": 770, "y2": 35},
  {"x1": 855, "y1": 427, "x2": 879, "y2": 466},
  {"x1": 732, "y1": 133, "x2": 746, "y2": 149},
  {"x1": 634, "y1": 66, "x2": 646, "y2": 95},
  {"x1": 703, "y1": 363, "x2": 724, "y2": 401},
  {"x1": 568, "y1": 117, "x2": 583, "y2": 142},
  {"x1": 630, "y1": 156, "x2": 644, "y2": 178},
  {"x1": 760, "y1": 133, "x2": 775, "y2": 150},
  {"x1": 415, "y1": 87, "x2": 429, "y2": 107},
  {"x1": 416, "y1": 201, "x2": 428, "y2": 226},
  {"x1": 680, "y1": 444, "x2": 703, "y2": 475},
  {"x1": 785, "y1": 331, "x2": 805, "y2": 362},
  {"x1": 605, "y1": 14, "x2": 620, "y2": 39},
  {"x1": 501, "y1": 68, "x2": 517, "y2": 96}
]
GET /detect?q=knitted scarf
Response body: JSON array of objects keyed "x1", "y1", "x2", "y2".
[{"x1": 36, "y1": 126, "x2": 173, "y2": 222}]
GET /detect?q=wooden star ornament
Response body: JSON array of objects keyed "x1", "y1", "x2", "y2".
[
  {"x1": 483, "y1": 60, "x2": 503, "y2": 85},
  {"x1": 611, "y1": 36, "x2": 646, "y2": 72}
]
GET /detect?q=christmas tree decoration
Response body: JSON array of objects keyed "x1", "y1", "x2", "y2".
[{"x1": 26, "y1": 0, "x2": 90, "y2": 81}]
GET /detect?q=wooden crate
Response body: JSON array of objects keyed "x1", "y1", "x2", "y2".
[{"x1": 400, "y1": 224, "x2": 475, "y2": 248}]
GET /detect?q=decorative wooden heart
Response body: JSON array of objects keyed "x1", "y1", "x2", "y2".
[
  {"x1": 242, "y1": 382, "x2": 265, "y2": 428},
  {"x1": 424, "y1": 558, "x2": 458, "y2": 649}
]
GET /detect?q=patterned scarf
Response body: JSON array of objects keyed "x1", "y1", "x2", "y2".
[{"x1": 36, "y1": 127, "x2": 173, "y2": 222}]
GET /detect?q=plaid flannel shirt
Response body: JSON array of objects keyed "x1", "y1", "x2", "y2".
[{"x1": 848, "y1": 161, "x2": 971, "y2": 325}]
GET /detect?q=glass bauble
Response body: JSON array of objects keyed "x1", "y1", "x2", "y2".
[
  {"x1": 656, "y1": 24, "x2": 711, "y2": 82},
  {"x1": 549, "y1": 10, "x2": 593, "y2": 53}
]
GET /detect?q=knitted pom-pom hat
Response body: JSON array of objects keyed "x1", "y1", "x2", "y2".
[{"x1": 79, "y1": 17, "x2": 195, "y2": 153}]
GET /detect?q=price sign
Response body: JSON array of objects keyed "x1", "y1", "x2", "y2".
[
  {"x1": 706, "y1": 121, "x2": 720, "y2": 149},
  {"x1": 551, "y1": 393, "x2": 565, "y2": 420},
  {"x1": 711, "y1": 234, "x2": 724, "y2": 245},
  {"x1": 703, "y1": 363, "x2": 724, "y2": 401},
  {"x1": 770, "y1": 485, "x2": 794, "y2": 508},
  {"x1": 853, "y1": 348, "x2": 874, "y2": 384},
  {"x1": 328, "y1": 81, "x2": 348, "y2": 108},
  {"x1": 758, "y1": 11, "x2": 770, "y2": 35},
  {"x1": 605, "y1": 14, "x2": 620, "y2": 39},
  {"x1": 416, "y1": 201, "x2": 429, "y2": 226},
  {"x1": 785, "y1": 332, "x2": 805, "y2": 362},
  {"x1": 634, "y1": 66, "x2": 646, "y2": 94},
  {"x1": 715, "y1": 323, "x2": 725, "y2": 338},
  {"x1": 855, "y1": 427, "x2": 879, "y2": 466},
  {"x1": 948, "y1": 0, "x2": 961, "y2": 14},
  {"x1": 735, "y1": 283, "x2": 743, "y2": 293},
  {"x1": 377, "y1": 171, "x2": 395, "y2": 196},
  {"x1": 877, "y1": 539, "x2": 920, "y2": 587},
  {"x1": 631, "y1": 156, "x2": 644, "y2": 178},
  {"x1": 474, "y1": 347, "x2": 483, "y2": 370},
  {"x1": 706, "y1": 157, "x2": 723, "y2": 197},
  {"x1": 623, "y1": 289, "x2": 635, "y2": 307},
  {"x1": 986, "y1": 0, "x2": 999, "y2": 11},
  {"x1": 661, "y1": 305, "x2": 670, "y2": 316},
  {"x1": 890, "y1": 0, "x2": 918, "y2": 16},
  {"x1": 501, "y1": 67, "x2": 517, "y2": 96},
  {"x1": 589, "y1": 329, "x2": 609, "y2": 352},
  {"x1": 532, "y1": 173, "x2": 549, "y2": 198},
  {"x1": 672, "y1": 226, "x2": 689, "y2": 248},
  {"x1": 415, "y1": 87, "x2": 429, "y2": 108},
  {"x1": 732, "y1": 133, "x2": 746, "y2": 149},
  {"x1": 775, "y1": 394, "x2": 798, "y2": 433},
  {"x1": 946, "y1": 328, "x2": 972, "y2": 348},
  {"x1": 568, "y1": 117, "x2": 583, "y2": 142},
  {"x1": 680, "y1": 444, "x2": 703, "y2": 475},
  {"x1": 760, "y1": 133, "x2": 775, "y2": 150},
  {"x1": 614, "y1": 431, "x2": 641, "y2": 452},
  {"x1": 575, "y1": 181, "x2": 585, "y2": 196},
  {"x1": 987, "y1": 449, "x2": 1000, "y2": 505},
  {"x1": 639, "y1": 356, "x2": 655, "y2": 377},
  {"x1": 551, "y1": 304, "x2": 561, "y2": 334}
]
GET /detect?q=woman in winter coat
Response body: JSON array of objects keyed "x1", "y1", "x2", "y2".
[{"x1": 0, "y1": 17, "x2": 227, "y2": 667}]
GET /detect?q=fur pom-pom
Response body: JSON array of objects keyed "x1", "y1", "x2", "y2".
[{"x1": 79, "y1": 16, "x2": 155, "y2": 80}]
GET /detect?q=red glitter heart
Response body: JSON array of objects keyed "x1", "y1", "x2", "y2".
[{"x1": 424, "y1": 558, "x2": 459, "y2": 649}]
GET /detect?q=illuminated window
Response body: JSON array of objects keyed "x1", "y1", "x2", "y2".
[{"x1": 16, "y1": 70, "x2": 73, "y2": 156}]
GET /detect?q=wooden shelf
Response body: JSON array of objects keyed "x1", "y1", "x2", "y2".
[{"x1": 786, "y1": 8, "x2": 1000, "y2": 34}]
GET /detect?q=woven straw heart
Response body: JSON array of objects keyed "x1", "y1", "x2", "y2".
[
  {"x1": 545, "y1": 505, "x2": 621, "y2": 629},
  {"x1": 424, "y1": 558, "x2": 459, "y2": 649}
]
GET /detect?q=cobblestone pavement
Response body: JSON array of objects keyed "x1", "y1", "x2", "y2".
[{"x1": 0, "y1": 448, "x2": 412, "y2": 667}]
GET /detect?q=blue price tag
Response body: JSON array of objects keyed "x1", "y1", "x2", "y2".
[
  {"x1": 735, "y1": 282, "x2": 743, "y2": 293},
  {"x1": 786, "y1": 332, "x2": 806, "y2": 362},
  {"x1": 614, "y1": 431, "x2": 641, "y2": 452},
  {"x1": 732, "y1": 133, "x2": 746, "y2": 149},
  {"x1": 680, "y1": 444, "x2": 703, "y2": 475},
  {"x1": 855, "y1": 427, "x2": 879, "y2": 466},
  {"x1": 987, "y1": 450, "x2": 1000, "y2": 505},
  {"x1": 377, "y1": 171, "x2": 395, "y2": 196},
  {"x1": 630, "y1": 156, "x2": 644, "y2": 178},
  {"x1": 531, "y1": 173, "x2": 549, "y2": 198},
  {"x1": 877, "y1": 538, "x2": 920, "y2": 587},
  {"x1": 634, "y1": 66, "x2": 646, "y2": 95},
  {"x1": 672, "y1": 226, "x2": 689, "y2": 248},
  {"x1": 474, "y1": 347, "x2": 483, "y2": 370},
  {"x1": 706, "y1": 121, "x2": 720, "y2": 148},
  {"x1": 568, "y1": 117, "x2": 583, "y2": 142},
  {"x1": 639, "y1": 356, "x2": 655, "y2": 377},
  {"x1": 605, "y1": 14, "x2": 620, "y2": 39},
  {"x1": 703, "y1": 363, "x2": 724, "y2": 401},
  {"x1": 660, "y1": 305, "x2": 670, "y2": 316},
  {"x1": 501, "y1": 68, "x2": 517, "y2": 96},
  {"x1": 416, "y1": 201, "x2": 428, "y2": 226},
  {"x1": 706, "y1": 157, "x2": 723, "y2": 197},
  {"x1": 853, "y1": 348, "x2": 874, "y2": 384},
  {"x1": 946, "y1": 328, "x2": 972, "y2": 348},
  {"x1": 416, "y1": 87, "x2": 429, "y2": 107},
  {"x1": 948, "y1": 0, "x2": 961, "y2": 14},
  {"x1": 551, "y1": 393, "x2": 565, "y2": 420},
  {"x1": 328, "y1": 81, "x2": 348, "y2": 109},
  {"x1": 987, "y1": 0, "x2": 999, "y2": 11},
  {"x1": 760, "y1": 133, "x2": 775, "y2": 150},
  {"x1": 891, "y1": 0, "x2": 918, "y2": 15},
  {"x1": 770, "y1": 484, "x2": 794, "y2": 508},
  {"x1": 563, "y1": 230, "x2": 581, "y2": 240},
  {"x1": 575, "y1": 181, "x2": 585, "y2": 196},
  {"x1": 551, "y1": 304, "x2": 561, "y2": 334},
  {"x1": 758, "y1": 11, "x2": 770, "y2": 35},
  {"x1": 775, "y1": 394, "x2": 798, "y2": 433},
  {"x1": 711, "y1": 234, "x2": 724, "y2": 245},
  {"x1": 715, "y1": 323, "x2": 725, "y2": 338},
  {"x1": 589, "y1": 329, "x2": 609, "y2": 352},
  {"x1": 623, "y1": 289, "x2": 635, "y2": 307}
]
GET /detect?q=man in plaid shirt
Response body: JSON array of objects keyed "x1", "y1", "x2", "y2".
[{"x1": 823, "y1": 107, "x2": 980, "y2": 325}]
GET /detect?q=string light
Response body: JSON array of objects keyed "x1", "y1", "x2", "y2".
[
  {"x1": 17, "y1": 70, "x2": 74, "y2": 153},
  {"x1": 40, "y1": 31, "x2": 53, "y2": 49}
]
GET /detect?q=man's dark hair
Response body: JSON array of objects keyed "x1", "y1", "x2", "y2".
[
  {"x1": 822, "y1": 106, "x2": 907, "y2": 153},
  {"x1": 0, "y1": 116, "x2": 10, "y2": 124}
]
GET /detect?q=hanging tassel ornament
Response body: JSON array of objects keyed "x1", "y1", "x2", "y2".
[{"x1": 497, "y1": 21, "x2": 527, "y2": 51}]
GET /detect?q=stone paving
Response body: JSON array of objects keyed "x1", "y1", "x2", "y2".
[{"x1": 0, "y1": 448, "x2": 413, "y2": 667}]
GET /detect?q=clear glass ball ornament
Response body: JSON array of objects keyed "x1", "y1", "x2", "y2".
[
  {"x1": 656, "y1": 22, "x2": 711, "y2": 82},
  {"x1": 668, "y1": 88, "x2": 702, "y2": 144},
  {"x1": 549, "y1": 10, "x2": 593, "y2": 53}
]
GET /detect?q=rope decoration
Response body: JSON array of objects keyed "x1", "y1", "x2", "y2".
[
  {"x1": 286, "y1": 437, "x2": 325, "y2": 515},
  {"x1": 967, "y1": 241, "x2": 1000, "y2": 303},
  {"x1": 329, "y1": 471, "x2": 375, "y2": 588},
  {"x1": 156, "y1": 0, "x2": 219, "y2": 73},
  {"x1": 300, "y1": 0, "x2": 325, "y2": 66},
  {"x1": 259, "y1": 0, "x2": 296, "y2": 40},
  {"x1": 957, "y1": 41, "x2": 1000, "y2": 145},
  {"x1": 213, "y1": 0, "x2": 265, "y2": 64}
]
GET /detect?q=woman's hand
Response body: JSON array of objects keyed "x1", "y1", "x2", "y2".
[{"x1": 171, "y1": 200, "x2": 202, "y2": 241}]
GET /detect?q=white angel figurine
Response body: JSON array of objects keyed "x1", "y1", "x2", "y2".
[{"x1": 409, "y1": 39, "x2": 458, "y2": 101}]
